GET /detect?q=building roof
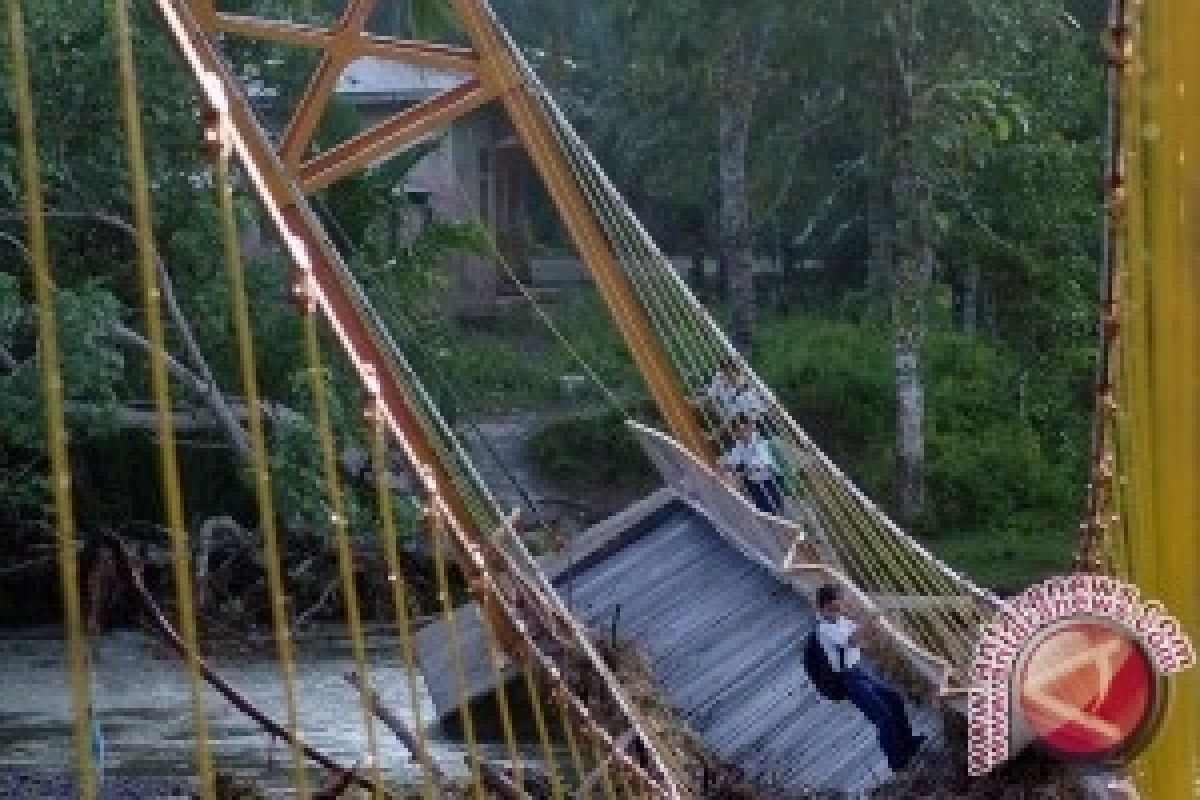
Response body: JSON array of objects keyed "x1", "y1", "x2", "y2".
[{"x1": 336, "y1": 57, "x2": 468, "y2": 104}]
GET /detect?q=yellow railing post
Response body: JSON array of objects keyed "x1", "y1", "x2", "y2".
[{"x1": 1113, "y1": 1, "x2": 1199, "y2": 795}]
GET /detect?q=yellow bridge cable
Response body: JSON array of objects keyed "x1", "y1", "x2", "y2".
[
  {"x1": 427, "y1": 494, "x2": 487, "y2": 798},
  {"x1": 299, "y1": 306, "x2": 386, "y2": 796},
  {"x1": 109, "y1": 0, "x2": 215, "y2": 793},
  {"x1": 6, "y1": 2, "x2": 95, "y2": 796},
  {"x1": 474, "y1": 580, "x2": 528, "y2": 798},
  {"x1": 554, "y1": 685, "x2": 588, "y2": 790},
  {"x1": 522, "y1": 664, "x2": 567, "y2": 800},
  {"x1": 214, "y1": 152, "x2": 309, "y2": 798},
  {"x1": 367, "y1": 414, "x2": 438, "y2": 800}
]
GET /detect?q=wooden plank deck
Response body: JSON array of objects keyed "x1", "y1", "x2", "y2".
[{"x1": 413, "y1": 490, "x2": 942, "y2": 794}]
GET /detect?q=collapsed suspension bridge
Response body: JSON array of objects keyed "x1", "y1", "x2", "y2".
[{"x1": 3, "y1": 0, "x2": 1196, "y2": 796}]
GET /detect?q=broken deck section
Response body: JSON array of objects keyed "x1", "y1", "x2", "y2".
[{"x1": 415, "y1": 430, "x2": 943, "y2": 794}]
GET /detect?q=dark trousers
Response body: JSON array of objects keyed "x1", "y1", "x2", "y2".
[
  {"x1": 743, "y1": 476, "x2": 783, "y2": 514},
  {"x1": 843, "y1": 666, "x2": 917, "y2": 771}
]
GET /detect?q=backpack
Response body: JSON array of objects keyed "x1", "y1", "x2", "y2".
[{"x1": 803, "y1": 630, "x2": 847, "y2": 702}]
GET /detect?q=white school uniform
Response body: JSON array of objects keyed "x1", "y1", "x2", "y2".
[
  {"x1": 707, "y1": 373, "x2": 742, "y2": 423},
  {"x1": 816, "y1": 615, "x2": 862, "y2": 671},
  {"x1": 734, "y1": 382, "x2": 767, "y2": 419},
  {"x1": 719, "y1": 432, "x2": 777, "y2": 483}
]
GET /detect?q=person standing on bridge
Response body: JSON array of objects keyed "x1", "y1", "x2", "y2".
[
  {"x1": 703, "y1": 357, "x2": 767, "y2": 433},
  {"x1": 815, "y1": 584, "x2": 926, "y2": 773},
  {"x1": 703, "y1": 357, "x2": 744, "y2": 438},
  {"x1": 719, "y1": 415, "x2": 784, "y2": 515}
]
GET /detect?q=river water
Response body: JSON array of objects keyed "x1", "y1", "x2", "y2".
[{"x1": 0, "y1": 627, "x2": 498, "y2": 795}]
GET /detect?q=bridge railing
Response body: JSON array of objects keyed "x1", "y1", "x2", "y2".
[
  {"x1": 629, "y1": 421, "x2": 806, "y2": 571},
  {"x1": 630, "y1": 422, "x2": 966, "y2": 702}
]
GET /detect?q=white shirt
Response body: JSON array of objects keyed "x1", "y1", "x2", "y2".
[
  {"x1": 719, "y1": 432, "x2": 777, "y2": 483},
  {"x1": 734, "y1": 382, "x2": 767, "y2": 419},
  {"x1": 706, "y1": 373, "x2": 741, "y2": 422},
  {"x1": 816, "y1": 615, "x2": 861, "y2": 671}
]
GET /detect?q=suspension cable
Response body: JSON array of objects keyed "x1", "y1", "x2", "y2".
[
  {"x1": 475, "y1": 586, "x2": 528, "y2": 798},
  {"x1": 426, "y1": 491, "x2": 488, "y2": 798},
  {"x1": 109, "y1": 0, "x2": 215, "y2": 791},
  {"x1": 366, "y1": 411, "x2": 438, "y2": 799},
  {"x1": 213, "y1": 143, "x2": 310, "y2": 799},
  {"x1": 8, "y1": 3, "x2": 95, "y2": 796},
  {"x1": 522, "y1": 664, "x2": 567, "y2": 800},
  {"x1": 298, "y1": 300, "x2": 386, "y2": 797}
]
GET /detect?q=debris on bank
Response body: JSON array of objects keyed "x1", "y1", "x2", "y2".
[{"x1": 585, "y1": 638, "x2": 1106, "y2": 800}]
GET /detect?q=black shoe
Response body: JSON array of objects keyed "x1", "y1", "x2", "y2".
[
  {"x1": 903, "y1": 734, "x2": 929, "y2": 768},
  {"x1": 890, "y1": 735, "x2": 928, "y2": 772}
]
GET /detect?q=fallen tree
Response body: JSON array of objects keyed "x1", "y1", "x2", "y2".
[{"x1": 102, "y1": 533, "x2": 387, "y2": 798}]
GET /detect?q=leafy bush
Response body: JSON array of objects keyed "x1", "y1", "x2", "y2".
[
  {"x1": 527, "y1": 407, "x2": 655, "y2": 488},
  {"x1": 435, "y1": 291, "x2": 642, "y2": 414}
]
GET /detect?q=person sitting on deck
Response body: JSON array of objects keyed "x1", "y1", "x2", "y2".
[
  {"x1": 815, "y1": 584, "x2": 926, "y2": 773},
  {"x1": 719, "y1": 415, "x2": 784, "y2": 515}
]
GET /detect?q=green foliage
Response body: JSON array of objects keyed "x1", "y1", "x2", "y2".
[
  {"x1": 527, "y1": 407, "x2": 654, "y2": 489},
  {"x1": 266, "y1": 365, "x2": 353, "y2": 531},
  {"x1": 756, "y1": 315, "x2": 894, "y2": 494},
  {"x1": 523, "y1": 311, "x2": 1082, "y2": 584},
  {"x1": 0, "y1": 273, "x2": 126, "y2": 507},
  {"x1": 0, "y1": 0, "x2": 475, "y2": 535},
  {"x1": 759, "y1": 314, "x2": 1082, "y2": 577},
  {"x1": 427, "y1": 291, "x2": 641, "y2": 415}
]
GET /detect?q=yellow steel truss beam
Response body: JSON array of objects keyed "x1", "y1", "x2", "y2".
[
  {"x1": 199, "y1": 0, "x2": 483, "y2": 178},
  {"x1": 189, "y1": 0, "x2": 713, "y2": 471},
  {"x1": 447, "y1": 0, "x2": 711, "y2": 464},
  {"x1": 214, "y1": 14, "x2": 480, "y2": 72},
  {"x1": 277, "y1": 0, "x2": 378, "y2": 167},
  {"x1": 357, "y1": 34, "x2": 478, "y2": 71}
]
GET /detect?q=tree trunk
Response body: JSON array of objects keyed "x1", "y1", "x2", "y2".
[
  {"x1": 963, "y1": 261, "x2": 980, "y2": 334},
  {"x1": 890, "y1": 169, "x2": 934, "y2": 523},
  {"x1": 866, "y1": 149, "x2": 894, "y2": 318},
  {"x1": 717, "y1": 19, "x2": 770, "y2": 355},
  {"x1": 887, "y1": 2, "x2": 931, "y2": 523},
  {"x1": 893, "y1": 325, "x2": 925, "y2": 520},
  {"x1": 719, "y1": 93, "x2": 754, "y2": 354}
]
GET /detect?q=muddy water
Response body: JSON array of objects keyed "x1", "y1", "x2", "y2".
[{"x1": 0, "y1": 628, "x2": 499, "y2": 794}]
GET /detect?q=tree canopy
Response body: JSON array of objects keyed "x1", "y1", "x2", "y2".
[{"x1": 2, "y1": 0, "x2": 1106, "y2": 588}]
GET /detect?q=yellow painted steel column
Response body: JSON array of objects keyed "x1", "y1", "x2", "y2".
[
  {"x1": 447, "y1": 0, "x2": 711, "y2": 465},
  {"x1": 1116, "y1": 1, "x2": 1199, "y2": 796}
]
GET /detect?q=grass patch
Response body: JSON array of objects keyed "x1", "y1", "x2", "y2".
[
  {"x1": 527, "y1": 407, "x2": 655, "y2": 488},
  {"x1": 436, "y1": 291, "x2": 642, "y2": 415},
  {"x1": 930, "y1": 528, "x2": 1075, "y2": 591}
]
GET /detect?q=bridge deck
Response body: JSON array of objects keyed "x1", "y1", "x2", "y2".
[{"x1": 415, "y1": 490, "x2": 941, "y2": 794}]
